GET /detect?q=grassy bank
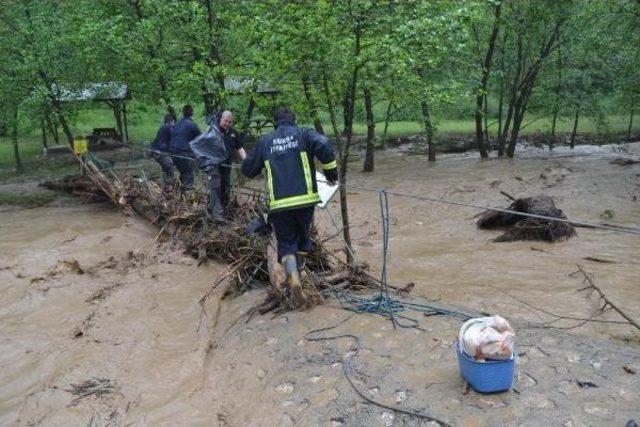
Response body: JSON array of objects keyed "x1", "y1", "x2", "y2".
[
  {"x1": 0, "y1": 190, "x2": 58, "y2": 208},
  {"x1": 1, "y1": 106, "x2": 636, "y2": 182}
]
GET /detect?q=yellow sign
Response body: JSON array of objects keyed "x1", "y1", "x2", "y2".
[{"x1": 74, "y1": 138, "x2": 88, "y2": 155}]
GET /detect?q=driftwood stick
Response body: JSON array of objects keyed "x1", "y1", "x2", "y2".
[
  {"x1": 582, "y1": 256, "x2": 617, "y2": 264},
  {"x1": 575, "y1": 264, "x2": 640, "y2": 331},
  {"x1": 500, "y1": 190, "x2": 516, "y2": 201},
  {"x1": 320, "y1": 270, "x2": 351, "y2": 284}
]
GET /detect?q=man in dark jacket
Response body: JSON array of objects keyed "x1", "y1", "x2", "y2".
[
  {"x1": 218, "y1": 110, "x2": 247, "y2": 209},
  {"x1": 150, "y1": 114, "x2": 175, "y2": 188},
  {"x1": 241, "y1": 106, "x2": 338, "y2": 306},
  {"x1": 190, "y1": 110, "x2": 246, "y2": 220},
  {"x1": 170, "y1": 105, "x2": 200, "y2": 193}
]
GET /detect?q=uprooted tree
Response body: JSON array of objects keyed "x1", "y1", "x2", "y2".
[{"x1": 477, "y1": 195, "x2": 576, "y2": 242}]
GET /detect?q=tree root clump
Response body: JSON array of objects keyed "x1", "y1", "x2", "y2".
[{"x1": 477, "y1": 195, "x2": 576, "y2": 242}]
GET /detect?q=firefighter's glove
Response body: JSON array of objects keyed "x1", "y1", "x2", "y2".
[{"x1": 324, "y1": 168, "x2": 338, "y2": 186}]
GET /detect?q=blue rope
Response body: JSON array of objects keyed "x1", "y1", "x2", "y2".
[
  {"x1": 327, "y1": 187, "x2": 474, "y2": 327},
  {"x1": 375, "y1": 189, "x2": 399, "y2": 327}
]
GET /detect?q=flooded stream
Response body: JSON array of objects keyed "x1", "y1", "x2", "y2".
[
  {"x1": 337, "y1": 142, "x2": 640, "y2": 340},
  {"x1": 1, "y1": 143, "x2": 638, "y2": 426}
]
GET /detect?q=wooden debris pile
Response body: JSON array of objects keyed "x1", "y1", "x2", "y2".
[
  {"x1": 124, "y1": 177, "x2": 378, "y2": 313},
  {"x1": 45, "y1": 157, "x2": 381, "y2": 312}
]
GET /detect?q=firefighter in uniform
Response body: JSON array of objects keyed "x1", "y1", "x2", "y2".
[
  {"x1": 150, "y1": 113, "x2": 176, "y2": 189},
  {"x1": 170, "y1": 105, "x2": 200, "y2": 193},
  {"x1": 241, "y1": 107, "x2": 338, "y2": 306}
]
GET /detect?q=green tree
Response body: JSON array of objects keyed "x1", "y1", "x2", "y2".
[{"x1": 492, "y1": 0, "x2": 571, "y2": 157}]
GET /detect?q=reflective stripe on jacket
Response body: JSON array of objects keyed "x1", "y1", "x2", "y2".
[{"x1": 241, "y1": 120, "x2": 337, "y2": 212}]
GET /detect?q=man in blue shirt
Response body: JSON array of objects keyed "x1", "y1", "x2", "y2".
[
  {"x1": 170, "y1": 105, "x2": 200, "y2": 193},
  {"x1": 150, "y1": 114, "x2": 175, "y2": 189}
]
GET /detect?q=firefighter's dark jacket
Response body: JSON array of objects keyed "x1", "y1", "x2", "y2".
[
  {"x1": 170, "y1": 116, "x2": 200, "y2": 153},
  {"x1": 241, "y1": 119, "x2": 338, "y2": 212},
  {"x1": 151, "y1": 124, "x2": 172, "y2": 152}
]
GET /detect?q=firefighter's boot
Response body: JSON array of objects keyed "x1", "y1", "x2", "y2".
[{"x1": 282, "y1": 254, "x2": 305, "y2": 308}]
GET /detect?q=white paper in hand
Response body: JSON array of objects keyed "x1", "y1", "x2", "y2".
[{"x1": 316, "y1": 171, "x2": 339, "y2": 209}]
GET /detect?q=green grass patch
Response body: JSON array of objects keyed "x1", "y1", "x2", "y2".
[{"x1": 0, "y1": 190, "x2": 58, "y2": 208}]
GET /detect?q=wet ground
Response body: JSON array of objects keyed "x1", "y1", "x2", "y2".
[{"x1": 1, "y1": 143, "x2": 639, "y2": 426}]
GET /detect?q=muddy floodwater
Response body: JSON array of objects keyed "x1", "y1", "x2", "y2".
[{"x1": 1, "y1": 143, "x2": 639, "y2": 426}]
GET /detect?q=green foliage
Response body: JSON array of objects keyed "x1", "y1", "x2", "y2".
[{"x1": 0, "y1": 0, "x2": 639, "y2": 174}]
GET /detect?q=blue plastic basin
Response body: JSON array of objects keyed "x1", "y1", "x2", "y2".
[{"x1": 455, "y1": 341, "x2": 515, "y2": 393}]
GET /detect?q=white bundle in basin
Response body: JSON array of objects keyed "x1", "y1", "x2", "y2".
[{"x1": 459, "y1": 315, "x2": 515, "y2": 361}]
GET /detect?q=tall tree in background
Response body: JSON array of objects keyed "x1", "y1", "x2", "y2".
[
  {"x1": 494, "y1": 1, "x2": 570, "y2": 157},
  {"x1": 472, "y1": 0, "x2": 502, "y2": 158},
  {"x1": 395, "y1": 0, "x2": 472, "y2": 161},
  {"x1": 609, "y1": 0, "x2": 640, "y2": 139}
]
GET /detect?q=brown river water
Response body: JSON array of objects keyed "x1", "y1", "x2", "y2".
[{"x1": 1, "y1": 143, "x2": 639, "y2": 426}]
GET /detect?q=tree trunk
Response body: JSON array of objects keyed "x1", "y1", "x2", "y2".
[
  {"x1": 54, "y1": 121, "x2": 60, "y2": 144},
  {"x1": 497, "y1": 32, "x2": 506, "y2": 140},
  {"x1": 341, "y1": 91, "x2": 350, "y2": 137},
  {"x1": 322, "y1": 66, "x2": 353, "y2": 264},
  {"x1": 382, "y1": 100, "x2": 393, "y2": 149},
  {"x1": 56, "y1": 108, "x2": 74, "y2": 148},
  {"x1": 506, "y1": 77, "x2": 537, "y2": 159},
  {"x1": 203, "y1": 0, "x2": 226, "y2": 104},
  {"x1": 499, "y1": 32, "x2": 522, "y2": 158},
  {"x1": 421, "y1": 100, "x2": 436, "y2": 162},
  {"x1": 474, "y1": 99, "x2": 488, "y2": 158},
  {"x1": 336, "y1": 19, "x2": 363, "y2": 264},
  {"x1": 474, "y1": 2, "x2": 501, "y2": 159},
  {"x1": 109, "y1": 101, "x2": 124, "y2": 140},
  {"x1": 549, "y1": 109, "x2": 558, "y2": 152},
  {"x1": 322, "y1": 68, "x2": 341, "y2": 144},
  {"x1": 363, "y1": 87, "x2": 375, "y2": 172},
  {"x1": 500, "y1": 16, "x2": 563, "y2": 158},
  {"x1": 551, "y1": 47, "x2": 562, "y2": 139},
  {"x1": 497, "y1": 79, "x2": 504, "y2": 142},
  {"x1": 570, "y1": 107, "x2": 580, "y2": 149},
  {"x1": 243, "y1": 97, "x2": 255, "y2": 134},
  {"x1": 39, "y1": 70, "x2": 74, "y2": 147},
  {"x1": 301, "y1": 71, "x2": 324, "y2": 134},
  {"x1": 483, "y1": 93, "x2": 490, "y2": 151},
  {"x1": 506, "y1": 108, "x2": 523, "y2": 158},
  {"x1": 498, "y1": 92, "x2": 515, "y2": 157},
  {"x1": 122, "y1": 102, "x2": 129, "y2": 142},
  {"x1": 12, "y1": 108, "x2": 24, "y2": 174},
  {"x1": 41, "y1": 118, "x2": 48, "y2": 150},
  {"x1": 45, "y1": 114, "x2": 60, "y2": 145},
  {"x1": 628, "y1": 108, "x2": 635, "y2": 139}
]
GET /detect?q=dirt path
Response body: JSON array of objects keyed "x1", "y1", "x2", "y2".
[{"x1": 1, "y1": 143, "x2": 639, "y2": 426}]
